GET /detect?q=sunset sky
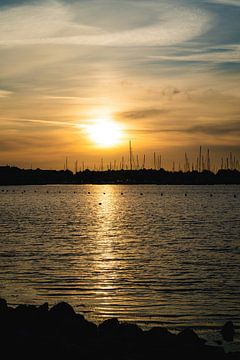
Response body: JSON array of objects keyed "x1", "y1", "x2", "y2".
[{"x1": 0, "y1": 0, "x2": 239, "y2": 170}]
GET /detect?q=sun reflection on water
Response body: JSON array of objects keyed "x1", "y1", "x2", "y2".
[{"x1": 91, "y1": 186, "x2": 122, "y2": 308}]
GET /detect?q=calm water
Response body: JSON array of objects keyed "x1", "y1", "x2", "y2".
[{"x1": 0, "y1": 185, "x2": 239, "y2": 339}]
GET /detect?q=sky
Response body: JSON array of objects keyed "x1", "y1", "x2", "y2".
[{"x1": 0, "y1": 0, "x2": 239, "y2": 170}]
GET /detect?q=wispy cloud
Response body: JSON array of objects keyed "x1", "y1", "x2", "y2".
[
  {"x1": 127, "y1": 120, "x2": 240, "y2": 136},
  {"x1": 119, "y1": 109, "x2": 169, "y2": 120},
  {"x1": 186, "y1": 120, "x2": 240, "y2": 135},
  {"x1": 0, "y1": 89, "x2": 13, "y2": 98},
  {"x1": 0, "y1": 1, "x2": 213, "y2": 47},
  {"x1": 209, "y1": 0, "x2": 240, "y2": 6},
  {"x1": 148, "y1": 45, "x2": 240, "y2": 64},
  {"x1": 1, "y1": 117, "x2": 77, "y2": 128}
]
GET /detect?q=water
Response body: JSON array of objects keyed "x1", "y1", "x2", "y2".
[{"x1": 0, "y1": 185, "x2": 239, "y2": 342}]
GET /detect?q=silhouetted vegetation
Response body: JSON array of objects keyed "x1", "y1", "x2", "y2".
[
  {"x1": 0, "y1": 166, "x2": 240, "y2": 185},
  {"x1": 0, "y1": 299, "x2": 238, "y2": 359}
]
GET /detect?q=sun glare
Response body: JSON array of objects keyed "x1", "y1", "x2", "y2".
[{"x1": 86, "y1": 119, "x2": 123, "y2": 147}]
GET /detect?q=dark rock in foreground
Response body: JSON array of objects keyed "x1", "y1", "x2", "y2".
[
  {"x1": 221, "y1": 321, "x2": 235, "y2": 342},
  {"x1": 0, "y1": 298, "x2": 238, "y2": 360}
]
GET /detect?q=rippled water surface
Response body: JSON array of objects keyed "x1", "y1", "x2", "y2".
[{"x1": 0, "y1": 185, "x2": 239, "y2": 337}]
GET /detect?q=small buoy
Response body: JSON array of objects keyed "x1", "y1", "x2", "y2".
[
  {"x1": 161, "y1": 193, "x2": 163, "y2": 196},
  {"x1": 121, "y1": 192, "x2": 123, "y2": 195},
  {"x1": 103, "y1": 192, "x2": 105, "y2": 195},
  {"x1": 88, "y1": 192, "x2": 90, "y2": 194},
  {"x1": 234, "y1": 194, "x2": 236, "y2": 198},
  {"x1": 140, "y1": 193, "x2": 143, "y2": 195},
  {"x1": 99, "y1": 202, "x2": 102, "y2": 205},
  {"x1": 185, "y1": 193, "x2": 187, "y2": 196},
  {"x1": 210, "y1": 194, "x2": 213, "y2": 197}
]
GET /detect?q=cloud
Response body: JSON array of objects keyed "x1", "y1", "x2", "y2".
[
  {"x1": 0, "y1": 133, "x2": 75, "y2": 153},
  {"x1": 119, "y1": 109, "x2": 169, "y2": 120},
  {"x1": 148, "y1": 45, "x2": 240, "y2": 64},
  {"x1": 0, "y1": 0, "x2": 213, "y2": 47},
  {"x1": 1, "y1": 117, "x2": 77, "y2": 128},
  {"x1": 142, "y1": 120, "x2": 240, "y2": 135},
  {"x1": 0, "y1": 89, "x2": 13, "y2": 97},
  {"x1": 0, "y1": 138, "x2": 40, "y2": 152},
  {"x1": 187, "y1": 120, "x2": 240, "y2": 135},
  {"x1": 209, "y1": 0, "x2": 240, "y2": 6}
]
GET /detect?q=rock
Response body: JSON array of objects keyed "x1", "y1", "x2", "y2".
[
  {"x1": 201, "y1": 344, "x2": 226, "y2": 358},
  {"x1": 38, "y1": 302, "x2": 49, "y2": 313},
  {"x1": 75, "y1": 316, "x2": 98, "y2": 338},
  {"x1": 221, "y1": 321, "x2": 235, "y2": 342},
  {"x1": 13, "y1": 304, "x2": 39, "y2": 330},
  {"x1": 47, "y1": 303, "x2": 89, "y2": 343},
  {"x1": 146, "y1": 326, "x2": 176, "y2": 346},
  {"x1": 1, "y1": 298, "x2": 239, "y2": 359},
  {"x1": 119, "y1": 323, "x2": 143, "y2": 339},
  {"x1": 227, "y1": 351, "x2": 240, "y2": 360},
  {"x1": 98, "y1": 318, "x2": 120, "y2": 336},
  {"x1": 49, "y1": 302, "x2": 76, "y2": 321},
  {"x1": 0, "y1": 298, "x2": 7, "y2": 313},
  {"x1": 177, "y1": 328, "x2": 206, "y2": 347},
  {"x1": 15, "y1": 304, "x2": 37, "y2": 318}
]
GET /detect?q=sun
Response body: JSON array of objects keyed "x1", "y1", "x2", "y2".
[{"x1": 86, "y1": 118, "x2": 123, "y2": 147}]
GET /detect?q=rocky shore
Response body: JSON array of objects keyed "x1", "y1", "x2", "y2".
[{"x1": 0, "y1": 298, "x2": 238, "y2": 359}]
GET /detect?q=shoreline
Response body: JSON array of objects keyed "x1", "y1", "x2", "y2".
[
  {"x1": 1, "y1": 166, "x2": 240, "y2": 185},
  {"x1": 1, "y1": 183, "x2": 240, "y2": 186},
  {"x1": 0, "y1": 299, "x2": 239, "y2": 359}
]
